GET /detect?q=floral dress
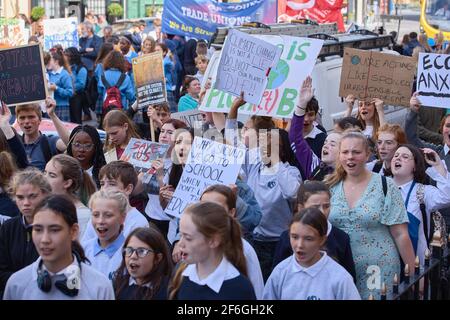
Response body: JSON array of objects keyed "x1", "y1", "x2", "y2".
[{"x1": 329, "y1": 173, "x2": 408, "y2": 299}]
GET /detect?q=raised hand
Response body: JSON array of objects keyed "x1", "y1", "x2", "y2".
[
  {"x1": 372, "y1": 98, "x2": 384, "y2": 111},
  {"x1": 345, "y1": 94, "x2": 356, "y2": 108},
  {"x1": 409, "y1": 92, "x2": 421, "y2": 113},
  {"x1": 298, "y1": 76, "x2": 314, "y2": 109},
  {"x1": 0, "y1": 101, "x2": 12, "y2": 127},
  {"x1": 45, "y1": 97, "x2": 57, "y2": 117}
]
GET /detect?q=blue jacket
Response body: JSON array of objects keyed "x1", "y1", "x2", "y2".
[
  {"x1": 98, "y1": 68, "x2": 136, "y2": 109},
  {"x1": 48, "y1": 68, "x2": 73, "y2": 107},
  {"x1": 163, "y1": 55, "x2": 175, "y2": 91},
  {"x1": 79, "y1": 35, "x2": 103, "y2": 71},
  {"x1": 71, "y1": 64, "x2": 88, "y2": 93}
]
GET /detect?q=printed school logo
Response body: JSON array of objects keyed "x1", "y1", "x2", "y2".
[{"x1": 267, "y1": 180, "x2": 277, "y2": 189}]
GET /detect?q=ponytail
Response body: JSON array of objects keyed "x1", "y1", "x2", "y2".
[
  {"x1": 72, "y1": 240, "x2": 89, "y2": 263},
  {"x1": 168, "y1": 262, "x2": 188, "y2": 300},
  {"x1": 224, "y1": 215, "x2": 247, "y2": 277}
]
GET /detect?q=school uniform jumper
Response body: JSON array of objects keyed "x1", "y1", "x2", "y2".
[
  {"x1": 115, "y1": 276, "x2": 169, "y2": 300},
  {"x1": 48, "y1": 67, "x2": 74, "y2": 122},
  {"x1": 3, "y1": 257, "x2": 114, "y2": 300},
  {"x1": 176, "y1": 257, "x2": 256, "y2": 300}
]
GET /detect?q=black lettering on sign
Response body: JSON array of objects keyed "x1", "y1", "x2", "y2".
[{"x1": 0, "y1": 44, "x2": 47, "y2": 106}]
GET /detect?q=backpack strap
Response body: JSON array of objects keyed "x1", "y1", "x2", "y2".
[
  {"x1": 381, "y1": 175, "x2": 387, "y2": 197},
  {"x1": 416, "y1": 183, "x2": 429, "y2": 244},
  {"x1": 101, "y1": 72, "x2": 112, "y2": 89},
  {"x1": 116, "y1": 73, "x2": 126, "y2": 88},
  {"x1": 373, "y1": 161, "x2": 383, "y2": 173}
]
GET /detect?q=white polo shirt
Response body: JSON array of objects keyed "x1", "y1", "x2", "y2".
[{"x1": 263, "y1": 252, "x2": 361, "y2": 300}]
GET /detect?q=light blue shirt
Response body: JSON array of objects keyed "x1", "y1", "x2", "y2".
[{"x1": 83, "y1": 233, "x2": 125, "y2": 280}]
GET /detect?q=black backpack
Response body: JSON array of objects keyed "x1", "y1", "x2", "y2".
[{"x1": 85, "y1": 75, "x2": 99, "y2": 111}]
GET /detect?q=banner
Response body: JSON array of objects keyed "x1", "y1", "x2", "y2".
[
  {"x1": 0, "y1": 18, "x2": 28, "y2": 48},
  {"x1": 132, "y1": 52, "x2": 167, "y2": 109},
  {"x1": 200, "y1": 35, "x2": 323, "y2": 118},
  {"x1": 339, "y1": 48, "x2": 416, "y2": 107},
  {"x1": 417, "y1": 53, "x2": 450, "y2": 108},
  {"x1": 0, "y1": 44, "x2": 48, "y2": 106},
  {"x1": 43, "y1": 18, "x2": 79, "y2": 51},
  {"x1": 277, "y1": 0, "x2": 345, "y2": 32},
  {"x1": 164, "y1": 137, "x2": 245, "y2": 218},
  {"x1": 161, "y1": 0, "x2": 272, "y2": 40},
  {"x1": 120, "y1": 138, "x2": 170, "y2": 183}
]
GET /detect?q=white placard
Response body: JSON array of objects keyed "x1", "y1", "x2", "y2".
[
  {"x1": 214, "y1": 29, "x2": 282, "y2": 105},
  {"x1": 44, "y1": 18, "x2": 79, "y2": 51},
  {"x1": 201, "y1": 35, "x2": 323, "y2": 118},
  {"x1": 417, "y1": 52, "x2": 450, "y2": 108},
  {"x1": 164, "y1": 137, "x2": 245, "y2": 218}
]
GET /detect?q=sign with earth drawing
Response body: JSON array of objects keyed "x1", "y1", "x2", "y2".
[{"x1": 199, "y1": 35, "x2": 323, "y2": 118}]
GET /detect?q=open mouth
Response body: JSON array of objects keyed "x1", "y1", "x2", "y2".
[
  {"x1": 346, "y1": 163, "x2": 356, "y2": 168},
  {"x1": 394, "y1": 162, "x2": 402, "y2": 169},
  {"x1": 96, "y1": 227, "x2": 108, "y2": 236},
  {"x1": 322, "y1": 149, "x2": 329, "y2": 156},
  {"x1": 128, "y1": 262, "x2": 140, "y2": 272},
  {"x1": 181, "y1": 252, "x2": 188, "y2": 261}
]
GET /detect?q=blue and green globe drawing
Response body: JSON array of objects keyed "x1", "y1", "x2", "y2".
[
  {"x1": 267, "y1": 59, "x2": 289, "y2": 90},
  {"x1": 351, "y1": 55, "x2": 360, "y2": 65}
]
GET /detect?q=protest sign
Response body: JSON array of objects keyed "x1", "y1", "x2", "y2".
[
  {"x1": 120, "y1": 138, "x2": 170, "y2": 183},
  {"x1": 0, "y1": 18, "x2": 28, "y2": 48},
  {"x1": 0, "y1": 44, "x2": 48, "y2": 106},
  {"x1": 214, "y1": 29, "x2": 282, "y2": 105},
  {"x1": 132, "y1": 52, "x2": 167, "y2": 109},
  {"x1": 171, "y1": 109, "x2": 204, "y2": 129},
  {"x1": 416, "y1": 52, "x2": 450, "y2": 108},
  {"x1": 200, "y1": 35, "x2": 323, "y2": 118},
  {"x1": 161, "y1": 0, "x2": 277, "y2": 41},
  {"x1": 339, "y1": 48, "x2": 416, "y2": 107},
  {"x1": 165, "y1": 137, "x2": 245, "y2": 218},
  {"x1": 43, "y1": 18, "x2": 79, "y2": 51}
]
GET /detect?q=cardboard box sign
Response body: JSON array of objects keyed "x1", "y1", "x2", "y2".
[
  {"x1": 339, "y1": 48, "x2": 416, "y2": 107},
  {"x1": 0, "y1": 44, "x2": 48, "y2": 106}
]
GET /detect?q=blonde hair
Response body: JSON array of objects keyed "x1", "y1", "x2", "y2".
[
  {"x1": 88, "y1": 189, "x2": 129, "y2": 215},
  {"x1": 324, "y1": 131, "x2": 370, "y2": 187},
  {"x1": 10, "y1": 168, "x2": 51, "y2": 196},
  {"x1": 15, "y1": 104, "x2": 42, "y2": 120},
  {"x1": 194, "y1": 54, "x2": 209, "y2": 65}
]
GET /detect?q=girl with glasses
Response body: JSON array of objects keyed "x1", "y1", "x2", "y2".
[
  {"x1": 391, "y1": 144, "x2": 450, "y2": 264},
  {"x1": 113, "y1": 227, "x2": 172, "y2": 300}
]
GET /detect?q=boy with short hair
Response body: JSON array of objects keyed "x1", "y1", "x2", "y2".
[
  {"x1": 303, "y1": 97, "x2": 327, "y2": 159},
  {"x1": 81, "y1": 161, "x2": 149, "y2": 245},
  {"x1": 16, "y1": 100, "x2": 66, "y2": 170},
  {"x1": 194, "y1": 55, "x2": 209, "y2": 85}
]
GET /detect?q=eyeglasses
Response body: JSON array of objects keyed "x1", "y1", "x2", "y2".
[
  {"x1": 123, "y1": 247, "x2": 154, "y2": 258},
  {"x1": 72, "y1": 142, "x2": 94, "y2": 151}
]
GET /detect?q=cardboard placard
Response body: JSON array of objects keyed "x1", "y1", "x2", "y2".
[
  {"x1": 120, "y1": 138, "x2": 170, "y2": 183},
  {"x1": 132, "y1": 52, "x2": 167, "y2": 109},
  {"x1": 214, "y1": 29, "x2": 282, "y2": 105},
  {"x1": 164, "y1": 137, "x2": 245, "y2": 218},
  {"x1": 43, "y1": 18, "x2": 79, "y2": 51},
  {"x1": 0, "y1": 44, "x2": 48, "y2": 106},
  {"x1": 417, "y1": 52, "x2": 450, "y2": 108},
  {"x1": 339, "y1": 48, "x2": 416, "y2": 107},
  {"x1": 200, "y1": 35, "x2": 323, "y2": 118}
]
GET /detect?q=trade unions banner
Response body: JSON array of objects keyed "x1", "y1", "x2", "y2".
[
  {"x1": 277, "y1": 0, "x2": 346, "y2": 32},
  {"x1": 339, "y1": 48, "x2": 416, "y2": 107},
  {"x1": 43, "y1": 18, "x2": 79, "y2": 51},
  {"x1": 417, "y1": 53, "x2": 450, "y2": 108},
  {"x1": 0, "y1": 18, "x2": 28, "y2": 48},
  {"x1": 214, "y1": 29, "x2": 282, "y2": 105},
  {"x1": 199, "y1": 35, "x2": 323, "y2": 118},
  {"x1": 162, "y1": 0, "x2": 270, "y2": 40},
  {"x1": 132, "y1": 52, "x2": 167, "y2": 109},
  {"x1": 164, "y1": 137, "x2": 245, "y2": 219}
]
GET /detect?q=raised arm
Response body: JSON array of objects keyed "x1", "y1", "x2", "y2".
[
  {"x1": 373, "y1": 98, "x2": 386, "y2": 126},
  {"x1": 344, "y1": 94, "x2": 356, "y2": 117},
  {"x1": 46, "y1": 97, "x2": 70, "y2": 149}
]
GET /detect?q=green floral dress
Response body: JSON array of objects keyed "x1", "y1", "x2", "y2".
[{"x1": 329, "y1": 174, "x2": 408, "y2": 299}]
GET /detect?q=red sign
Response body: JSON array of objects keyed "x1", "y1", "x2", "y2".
[{"x1": 277, "y1": 0, "x2": 346, "y2": 32}]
